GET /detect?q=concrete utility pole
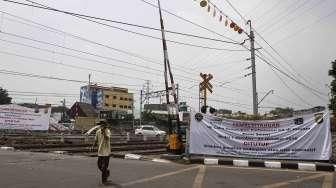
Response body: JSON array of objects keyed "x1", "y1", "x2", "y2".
[
  {"x1": 247, "y1": 20, "x2": 258, "y2": 115},
  {"x1": 139, "y1": 90, "x2": 143, "y2": 126}
]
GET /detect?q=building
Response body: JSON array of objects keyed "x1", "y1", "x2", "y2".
[
  {"x1": 68, "y1": 102, "x2": 98, "y2": 131},
  {"x1": 80, "y1": 84, "x2": 134, "y2": 120}
]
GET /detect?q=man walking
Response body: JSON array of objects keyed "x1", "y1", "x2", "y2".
[{"x1": 94, "y1": 120, "x2": 111, "y2": 184}]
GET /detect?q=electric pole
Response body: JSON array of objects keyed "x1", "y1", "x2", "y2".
[
  {"x1": 139, "y1": 90, "x2": 143, "y2": 126},
  {"x1": 247, "y1": 20, "x2": 258, "y2": 115}
]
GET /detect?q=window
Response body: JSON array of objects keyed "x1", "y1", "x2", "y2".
[
  {"x1": 128, "y1": 106, "x2": 132, "y2": 109},
  {"x1": 128, "y1": 98, "x2": 133, "y2": 101},
  {"x1": 120, "y1": 97, "x2": 123, "y2": 100},
  {"x1": 105, "y1": 95, "x2": 109, "y2": 98},
  {"x1": 119, "y1": 105, "x2": 123, "y2": 108},
  {"x1": 124, "y1": 98, "x2": 128, "y2": 101},
  {"x1": 142, "y1": 127, "x2": 154, "y2": 131},
  {"x1": 113, "y1": 96, "x2": 117, "y2": 99},
  {"x1": 105, "y1": 103, "x2": 109, "y2": 107},
  {"x1": 124, "y1": 105, "x2": 127, "y2": 109},
  {"x1": 112, "y1": 104, "x2": 116, "y2": 107}
]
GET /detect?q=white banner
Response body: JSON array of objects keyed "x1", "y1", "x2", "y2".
[
  {"x1": 0, "y1": 104, "x2": 51, "y2": 131},
  {"x1": 189, "y1": 111, "x2": 331, "y2": 160}
]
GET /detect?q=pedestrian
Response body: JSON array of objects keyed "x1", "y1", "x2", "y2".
[{"x1": 93, "y1": 120, "x2": 111, "y2": 184}]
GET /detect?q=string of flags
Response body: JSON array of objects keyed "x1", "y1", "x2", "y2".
[{"x1": 195, "y1": 0, "x2": 244, "y2": 34}]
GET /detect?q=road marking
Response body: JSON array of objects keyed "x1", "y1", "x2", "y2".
[
  {"x1": 208, "y1": 165, "x2": 321, "y2": 173},
  {"x1": 261, "y1": 173, "x2": 327, "y2": 188},
  {"x1": 121, "y1": 165, "x2": 200, "y2": 187},
  {"x1": 322, "y1": 173, "x2": 334, "y2": 188},
  {"x1": 193, "y1": 165, "x2": 206, "y2": 188}
]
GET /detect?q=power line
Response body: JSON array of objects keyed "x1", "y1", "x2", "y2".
[
  {"x1": 0, "y1": 49, "x2": 166, "y2": 82},
  {"x1": 273, "y1": 7, "x2": 336, "y2": 44},
  {"x1": 0, "y1": 10, "x2": 197, "y2": 75},
  {"x1": 259, "y1": 0, "x2": 310, "y2": 29},
  {"x1": 0, "y1": 37, "x2": 197, "y2": 82},
  {"x1": 269, "y1": 66, "x2": 313, "y2": 107},
  {"x1": 23, "y1": 0, "x2": 242, "y2": 45},
  {"x1": 0, "y1": 69, "x2": 143, "y2": 89},
  {"x1": 255, "y1": 52, "x2": 328, "y2": 100},
  {"x1": 2, "y1": 0, "x2": 246, "y2": 51},
  {"x1": 1, "y1": 10, "x2": 242, "y2": 79},
  {"x1": 262, "y1": 0, "x2": 327, "y2": 34},
  {"x1": 138, "y1": 0, "x2": 241, "y2": 43},
  {"x1": 9, "y1": 90, "x2": 78, "y2": 96},
  {"x1": 253, "y1": 0, "x2": 285, "y2": 23},
  {"x1": 223, "y1": 0, "x2": 328, "y2": 99}
]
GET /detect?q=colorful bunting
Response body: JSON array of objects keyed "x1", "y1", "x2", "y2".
[{"x1": 194, "y1": 0, "x2": 244, "y2": 35}]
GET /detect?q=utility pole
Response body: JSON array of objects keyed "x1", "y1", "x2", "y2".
[
  {"x1": 247, "y1": 20, "x2": 258, "y2": 115},
  {"x1": 139, "y1": 90, "x2": 143, "y2": 126},
  {"x1": 144, "y1": 80, "x2": 151, "y2": 105},
  {"x1": 61, "y1": 98, "x2": 66, "y2": 122}
]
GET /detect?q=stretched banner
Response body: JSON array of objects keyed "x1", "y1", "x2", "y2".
[
  {"x1": 189, "y1": 111, "x2": 331, "y2": 160},
  {"x1": 0, "y1": 104, "x2": 51, "y2": 131}
]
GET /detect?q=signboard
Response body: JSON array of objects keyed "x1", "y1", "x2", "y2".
[
  {"x1": 0, "y1": 104, "x2": 51, "y2": 131},
  {"x1": 189, "y1": 111, "x2": 331, "y2": 160}
]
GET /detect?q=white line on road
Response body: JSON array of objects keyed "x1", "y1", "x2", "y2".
[
  {"x1": 193, "y1": 165, "x2": 206, "y2": 188},
  {"x1": 121, "y1": 165, "x2": 200, "y2": 187}
]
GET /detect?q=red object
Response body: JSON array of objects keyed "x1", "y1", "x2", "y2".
[{"x1": 230, "y1": 22, "x2": 236, "y2": 28}]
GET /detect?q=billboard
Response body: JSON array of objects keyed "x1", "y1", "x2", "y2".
[
  {"x1": 0, "y1": 104, "x2": 51, "y2": 131},
  {"x1": 189, "y1": 111, "x2": 331, "y2": 160}
]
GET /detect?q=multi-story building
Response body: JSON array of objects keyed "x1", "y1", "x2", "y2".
[{"x1": 80, "y1": 84, "x2": 134, "y2": 119}]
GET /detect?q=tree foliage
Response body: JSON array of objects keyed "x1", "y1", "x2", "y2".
[
  {"x1": 328, "y1": 60, "x2": 336, "y2": 112},
  {"x1": 0, "y1": 87, "x2": 11, "y2": 105}
]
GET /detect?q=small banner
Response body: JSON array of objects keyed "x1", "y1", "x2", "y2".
[
  {"x1": 189, "y1": 111, "x2": 331, "y2": 160},
  {"x1": 0, "y1": 104, "x2": 51, "y2": 131}
]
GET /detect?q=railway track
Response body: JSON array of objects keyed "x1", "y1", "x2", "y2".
[{"x1": 0, "y1": 133, "x2": 168, "y2": 156}]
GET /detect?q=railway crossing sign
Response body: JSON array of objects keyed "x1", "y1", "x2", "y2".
[
  {"x1": 200, "y1": 73, "x2": 213, "y2": 93},
  {"x1": 199, "y1": 73, "x2": 213, "y2": 112}
]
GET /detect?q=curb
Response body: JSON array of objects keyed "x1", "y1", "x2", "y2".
[{"x1": 187, "y1": 157, "x2": 336, "y2": 172}]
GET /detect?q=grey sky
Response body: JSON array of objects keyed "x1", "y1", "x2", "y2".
[{"x1": 0, "y1": 0, "x2": 335, "y2": 116}]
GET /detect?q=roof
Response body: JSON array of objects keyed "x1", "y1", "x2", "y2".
[
  {"x1": 68, "y1": 102, "x2": 98, "y2": 118},
  {"x1": 81, "y1": 84, "x2": 130, "y2": 93}
]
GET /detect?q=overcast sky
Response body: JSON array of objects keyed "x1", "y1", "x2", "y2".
[{"x1": 0, "y1": 0, "x2": 335, "y2": 116}]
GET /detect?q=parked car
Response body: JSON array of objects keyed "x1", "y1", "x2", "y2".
[{"x1": 135, "y1": 125, "x2": 166, "y2": 137}]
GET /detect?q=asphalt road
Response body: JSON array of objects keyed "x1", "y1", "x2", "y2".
[{"x1": 0, "y1": 150, "x2": 335, "y2": 188}]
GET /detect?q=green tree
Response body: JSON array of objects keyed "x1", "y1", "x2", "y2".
[
  {"x1": 328, "y1": 60, "x2": 336, "y2": 113},
  {"x1": 0, "y1": 87, "x2": 11, "y2": 104}
]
